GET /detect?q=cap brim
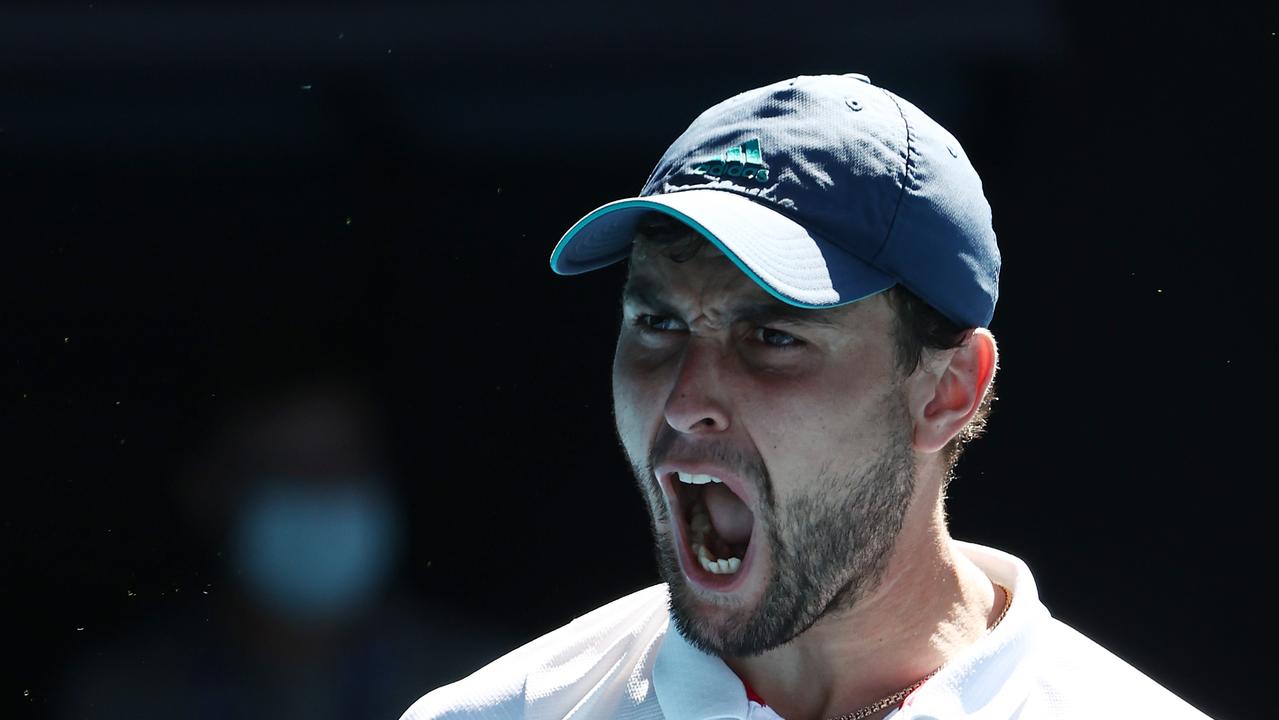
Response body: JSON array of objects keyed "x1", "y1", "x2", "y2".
[{"x1": 550, "y1": 189, "x2": 895, "y2": 309}]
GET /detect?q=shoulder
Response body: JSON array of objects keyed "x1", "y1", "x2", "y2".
[
  {"x1": 399, "y1": 584, "x2": 671, "y2": 720},
  {"x1": 943, "y1": 543, "x2": 1212, "y2": 719},
  {"x1": 1022, "y1": 618, "x2": 1212, "y2": 719}
]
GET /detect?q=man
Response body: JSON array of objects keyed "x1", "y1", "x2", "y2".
[{"x1": 403, "y1": 74, "x2": 1210, "y2": 719}]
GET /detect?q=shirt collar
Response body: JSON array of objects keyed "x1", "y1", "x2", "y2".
[
  {"x1": 893, "y1": 542, "x2": 1048, "y2": 720},
  {"x1": 653, "y1": 615, "x2": 751, "y2": 719}
]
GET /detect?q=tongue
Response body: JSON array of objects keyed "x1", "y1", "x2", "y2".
[{"x1": 703, "y1": 483, "x2": 754, "y2": 545}]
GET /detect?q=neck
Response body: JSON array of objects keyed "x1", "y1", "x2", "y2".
[{"x1": 725, "y1": 493, "x2": 1001, "y2": 720}]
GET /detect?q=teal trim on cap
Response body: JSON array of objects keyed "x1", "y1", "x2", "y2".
[
  {"x1": 548, "y1": 200, "x2": 639, "y2": 274},
  {"x1": 551, "y1": 198, "x2": 879, "y2": 310}
]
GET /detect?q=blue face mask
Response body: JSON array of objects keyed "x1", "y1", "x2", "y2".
[{"x1": 232, "y1": 479, "x2": 400, "y2": 624}]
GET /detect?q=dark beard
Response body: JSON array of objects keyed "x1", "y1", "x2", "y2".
[{"x1": 630, "y1": 396, "x2": 916, "y2": 658}]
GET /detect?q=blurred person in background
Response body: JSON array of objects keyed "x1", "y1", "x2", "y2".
[{"x1": 59, "y1": 375, "x2": 509, "y2": 720}]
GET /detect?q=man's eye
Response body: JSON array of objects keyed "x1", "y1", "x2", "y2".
[
  {"x1": 634, "y1": 314, "x2": 684, "y2": 333},
  {"x1": 755, "y1": 327, "x2": 802, "y2": 348}
]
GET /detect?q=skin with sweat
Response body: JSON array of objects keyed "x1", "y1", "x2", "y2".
[{"x1": 611, "y1": 241, "x2": 1002, "y2": 720}]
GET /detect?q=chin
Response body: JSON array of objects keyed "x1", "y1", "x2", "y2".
[{"x1": 658, "y1": 532, "x2": 788, "y2": 658}]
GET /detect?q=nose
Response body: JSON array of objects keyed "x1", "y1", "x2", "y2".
[{"x1": 663, "y1": 339, "x2": 731, "y2": 434}]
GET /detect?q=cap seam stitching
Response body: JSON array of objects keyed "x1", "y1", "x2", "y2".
[
  {"x1": 657, "y1": 183, "x2": 795, "y2": 220},
  {"x1": 877, "y1": 89, "x2": 914, "y2": 265}
]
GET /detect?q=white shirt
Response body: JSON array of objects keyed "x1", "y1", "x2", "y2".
[{"x1": 401, "y1": 542, "x2": 1210, "y2": 719}]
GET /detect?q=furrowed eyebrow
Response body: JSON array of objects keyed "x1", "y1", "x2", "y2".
[
  {"x1": 620, "y1": 277, "x2": 665, "y2": 310},
  {"x1": 621, "y1": 276, "x2": 841, "y2": 328},
  {"x1": 735, "y1": 301, "x2": 842, "y2": 328}
]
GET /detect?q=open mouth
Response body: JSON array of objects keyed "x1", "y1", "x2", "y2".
[{"x1": 663, "y1": 470, "x2": 757, "y2": 586}]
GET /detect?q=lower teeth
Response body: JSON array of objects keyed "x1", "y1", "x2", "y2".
[
  {"x1": 695, "y1": 543, "x2": 742, "y2": 574},
  {"x1": 689, "y1": 502, "x2": 742, "y2": 575}
]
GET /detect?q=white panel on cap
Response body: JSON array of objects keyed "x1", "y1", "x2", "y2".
[{"x1": 647, "y1": 190, "x2": 840, "y2": 306}]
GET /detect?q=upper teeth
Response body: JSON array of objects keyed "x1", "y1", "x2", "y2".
[{"x1": 676, "y1": 472, "x2": 722, "y2": 485}]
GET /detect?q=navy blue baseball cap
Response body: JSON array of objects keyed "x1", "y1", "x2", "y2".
[{"x1": 549, "y1": 73, "x2": 1001, "y2": 328}]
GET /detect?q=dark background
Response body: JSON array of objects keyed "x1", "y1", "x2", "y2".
[{"x1": 3, "y1": 1, "x2": 1272, "y2": 718}]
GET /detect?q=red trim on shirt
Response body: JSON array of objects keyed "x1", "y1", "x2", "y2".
[{"x1": 900, "y1": 683, "x2": 926, "y2": 709}]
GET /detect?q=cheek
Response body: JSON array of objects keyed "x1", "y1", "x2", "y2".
[
  {"x1": 737, "y1": 388, "x2": 827, "y2": 466},
  {"x1": 737, "y1": 371, "x2": 890, "y2": 460},
  {"x1": 612, "y1": 347, "x2": 660, "y2": 457}
]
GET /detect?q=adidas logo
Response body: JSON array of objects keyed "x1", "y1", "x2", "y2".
[{"x1": 692, "y1": 138, "x2": 770, "y2": 182}]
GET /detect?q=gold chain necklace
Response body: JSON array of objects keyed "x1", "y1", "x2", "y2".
[{"x1": 824, "y1": 582, "x2": 1013, "y2": 720}]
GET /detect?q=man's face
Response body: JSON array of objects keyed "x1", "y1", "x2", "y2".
[{"x1": 612, "y1": 240, "x2": 919, "y2": 658}]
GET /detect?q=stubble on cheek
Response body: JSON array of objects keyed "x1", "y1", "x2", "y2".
[
  {"x1": 625, "y1": 449, "x2": 685, "y2": 602},
  {"x1": 613, "y1": 347, "x2": 671, "y2": 532}
]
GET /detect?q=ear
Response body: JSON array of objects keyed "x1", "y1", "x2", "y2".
[{"x1": 908, "y1": 328, "x2": 998, "y2": 454}]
